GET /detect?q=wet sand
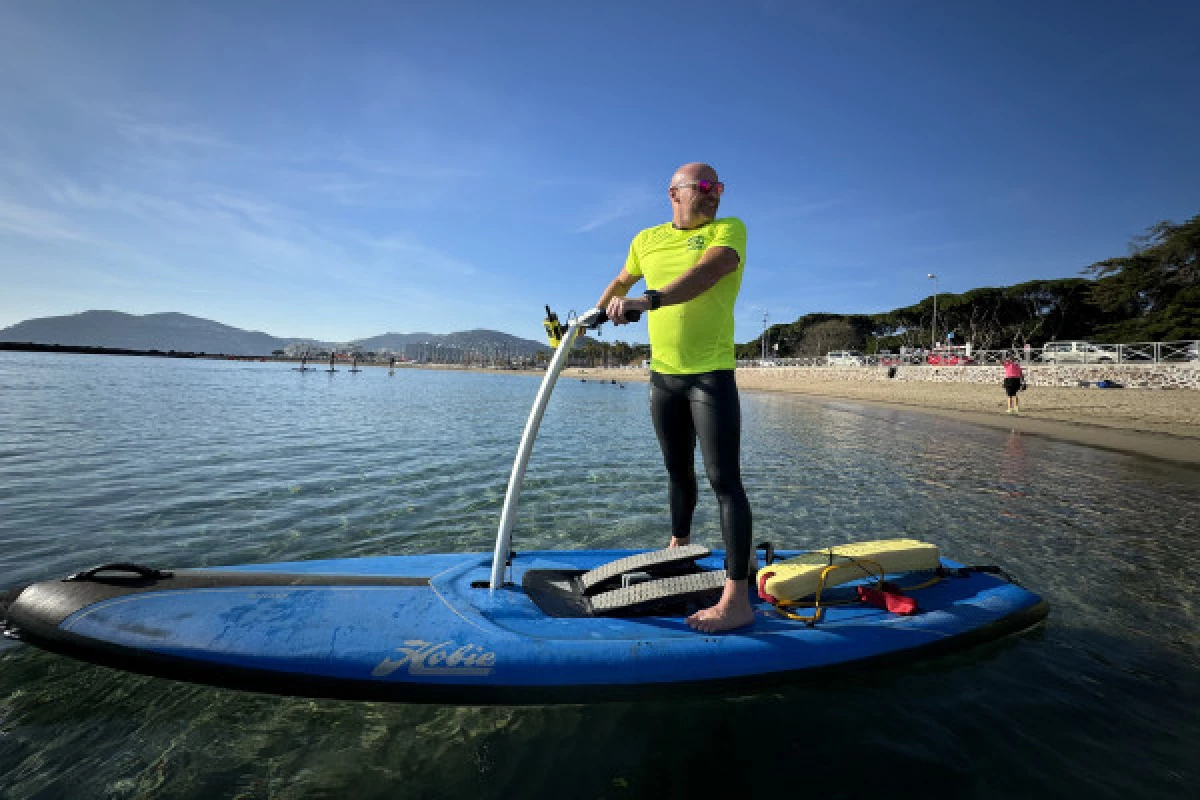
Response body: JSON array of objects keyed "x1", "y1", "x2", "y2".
[{"x1": 564, "y1": 367, "x2": 1200, "y2": 466}]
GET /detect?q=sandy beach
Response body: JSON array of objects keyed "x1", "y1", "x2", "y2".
[{"x1": 563, "y1": 366, "x2": 1200, "y2": 466}]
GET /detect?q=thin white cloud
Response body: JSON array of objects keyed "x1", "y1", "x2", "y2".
[
  {"x1": 108, "y1": 112, "x2": 232, "y2": 150},
  {"x1": 363, "y1": 234, "x2": 479, "y2": 278},
  {"x1": 0, "y1": 198, "x2": 94, "y2": 243},
  {"x1": 573, "y1": 187, "x2": 660, "y2": 234},
  {"x1": 766, "y1": 191, "x2": 862, "y2": 219},
  {"x1": 198, "y1": 193, "x2": 283, "y2": 226},
  {"x1": 0, "y1": 114, "x2": 485, "y2": 283}
]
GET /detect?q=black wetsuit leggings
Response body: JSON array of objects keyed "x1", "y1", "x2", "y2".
[{"x1": 650, "y1": 370, "x2": 753, "y2": 580}]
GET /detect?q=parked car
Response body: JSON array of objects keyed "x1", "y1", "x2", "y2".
[
  {"x1": 826, "y1": 350, "x2": 865, "y2": 366},
  {"x1": 925, "y1": 345, "x2": 974, "y2": 366},
  {"x1": 927, "y1": 352, "x2": 975, "y2": 365},
  {"x1": 876, "y1": 350, "x2": 904, "y2": 366},
  {"x1": 1040, "y1": 341, "x2": 1118, "y2": 363}
]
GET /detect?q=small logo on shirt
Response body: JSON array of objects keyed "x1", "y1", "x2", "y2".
[{"x1": 686, "y1": 235, "x2": 705, "y2": 251}]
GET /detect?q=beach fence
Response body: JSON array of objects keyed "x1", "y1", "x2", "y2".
[{"x1": 739, "y1": 339, "x2": 1199, "y2": 368}]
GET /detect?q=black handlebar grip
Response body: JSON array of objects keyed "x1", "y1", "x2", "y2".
[{"x1": 592, "y1": 309, "x2": 641, "y2": 326}]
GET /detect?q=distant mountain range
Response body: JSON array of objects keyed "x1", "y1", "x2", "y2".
[{"x1": 0, "y1": 311, "x2": 550, "y2": 357}]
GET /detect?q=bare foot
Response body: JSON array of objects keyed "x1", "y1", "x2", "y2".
[
  {"x1": 668, "y1": 536, "x2": 690, "y2": 548},
  {"x1": 686, "y1": 580, "x2": 755, "y2": 633}
]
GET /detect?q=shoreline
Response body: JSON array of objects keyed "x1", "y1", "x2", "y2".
[
  {"x1": 562, "y1": 367, "x2": 1200, "y2": 467},
  {"x1": 7, "y1": 349, "x2": 1196, "y2": 466}
]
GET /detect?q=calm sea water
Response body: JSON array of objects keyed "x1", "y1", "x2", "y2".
[{"x1": 1, "y1": 351, "x2": 1197, "y2": 799}]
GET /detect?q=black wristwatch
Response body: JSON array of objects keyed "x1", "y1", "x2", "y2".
[{"x1": 644, "y1": 290, "x2": 662, "y2": 311}]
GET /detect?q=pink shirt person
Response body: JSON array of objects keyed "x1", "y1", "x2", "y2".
[{"x1": 1004, "y1": 360, "x2": 1023, "y2": 379}]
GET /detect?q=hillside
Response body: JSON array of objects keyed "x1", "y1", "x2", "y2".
[
  {"x1": 0, "y1": 311, "x2": 549, "y2": 357},
  {"x1": 0, "y1": 311, "x2": 296, "y2": 356}
]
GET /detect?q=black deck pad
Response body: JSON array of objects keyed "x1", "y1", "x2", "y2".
[
  {"x1": 522, "y1": 570, "x2": 593, "y2": 618},
  {"x1": 579, "y1": 545, "x2": 711, "y2": 594}
]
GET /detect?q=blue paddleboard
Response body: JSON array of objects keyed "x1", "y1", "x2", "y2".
[{"x1": 1, "y1": 549, "x2": 1046, "y2": 704}]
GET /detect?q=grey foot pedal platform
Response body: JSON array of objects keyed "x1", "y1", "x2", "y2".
[
  {"x1": 590, "y1": 570, "x2": 727, "y2": 615},
  {"x1": 580, "y1": 545, "x2": 711, "y2": 594}
]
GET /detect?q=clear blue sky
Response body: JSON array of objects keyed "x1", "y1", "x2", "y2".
[{"x1": 1, "y1": 0, "x2": 1197, "y2": 345}]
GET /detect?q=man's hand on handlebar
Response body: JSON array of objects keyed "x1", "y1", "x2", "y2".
[{"x1": 605, "y1": 295, "x2": 649, "y2": 325}]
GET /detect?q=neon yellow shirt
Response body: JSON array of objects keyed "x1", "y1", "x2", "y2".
[{"x1": 624, "y1": 217, "x2": 746, "y2": 374}]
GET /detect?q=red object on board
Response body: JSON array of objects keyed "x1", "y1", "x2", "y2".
[{"x1": 856, "y1": 585, "x2": 918, "y2": 615}]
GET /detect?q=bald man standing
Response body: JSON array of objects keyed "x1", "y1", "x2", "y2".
[{"x1": 599, "y1": 162, "x2": 754, "y2": 633}]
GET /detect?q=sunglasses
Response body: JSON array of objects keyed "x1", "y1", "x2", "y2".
[{"x1": 671, "y1": 180, "x2": 724, "y2": 195}]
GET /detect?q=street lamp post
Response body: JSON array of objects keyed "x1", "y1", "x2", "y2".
[
  {"x1": 761, "y1": 311, "x2": 769, "y2": 361},
  {"x1": 927, "y1": 273, "x2": 939, "y2": 348}
]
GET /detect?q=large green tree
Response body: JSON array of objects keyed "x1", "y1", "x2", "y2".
[{"x1": 1085, "y1": 214, "x2": 1200, "y2": 341}]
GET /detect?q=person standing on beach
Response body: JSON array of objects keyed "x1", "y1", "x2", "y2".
[
  {"x1": 597, "y1": 162, "x2": 753, "y2": 633},
  {"x1": 1003, "y1": 354, "x2": 1024, "y2": 414}
]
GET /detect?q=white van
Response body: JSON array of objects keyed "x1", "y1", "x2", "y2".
[
  {"x1": 1040, "y1": 341, "x2": 1118, "y2": 363},
  {"x1": 826, "y1": 350, "x2": 865, "y2": 366}
]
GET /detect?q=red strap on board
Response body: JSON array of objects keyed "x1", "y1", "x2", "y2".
[
  {"x1": 856, "y1": 585, "x2": 918, "y2": 615},
  {"x1": 757, "y1": 571, "x2": 778, "y2": 604}
]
